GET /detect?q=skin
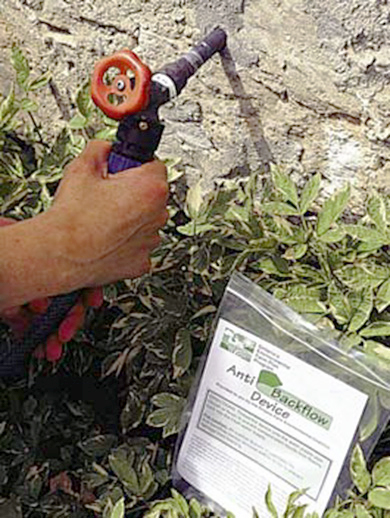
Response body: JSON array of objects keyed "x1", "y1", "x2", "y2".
[{"x1": 0, "y1": 140, "x2": 169, "y2": 359}]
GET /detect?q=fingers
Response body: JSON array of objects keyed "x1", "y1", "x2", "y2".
[
  {"x1": 31, "y1": 286, "x2": 104, "y2": 363},
  {"x1": 109, "y1": 234, "x2": 160, "y2": 280},
  {"x1": 33, "y1": 334, "x2": 63, "y2": 362},
  {"x1": 58, "y1": 302, "x2": 85, "y2": 343},
  {"x1": 33, "y1": 300, "x2": 86, "y2": 362},
  {"x1": 131, "y1": 256, "x2": 152, "y2": 278},
  {"x1": 83, "y1": 287, "x2": 104, "y2": 308},
  {"x1": 65, "y1": 140, "x2": 112, "y2": 179},
  {"x1": 45, "y1": 335, "x2": 63, "y2": 362},
  {"x1": 29, "y1": 298, "x2": 50, "y2": 314},
  {"x1": 112, "y1": 160, "x2": 169, "y2": 210},
  {"x1": 0, "y1": 217, "x2": 17, "y2": 227},
  {"x1": 142, "y1": 233, "x2": 163, "y2": 251},
  {"x1": 115, "y1": 158, "x2": 167, "y2": 182},
  {"x1": 33, "y1": 336, "x2": 63, "y2": 362},
  {"x1": 139, "y1": 209, "x2": 169, "y2": 235},
  {"x1": 136, "y1": 159, "x2": 167, "y2": 182},
  {"x1": 80, "y1": 140, "x2": 112, "y2": 167}
]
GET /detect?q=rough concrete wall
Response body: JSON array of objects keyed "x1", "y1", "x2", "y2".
[{"x1": 1, "y1": 0, "x2": 390, "y2": 205}]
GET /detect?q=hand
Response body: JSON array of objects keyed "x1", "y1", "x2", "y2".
[
  {"x1": 0, "y1": 217, "x2": 103, "y2": 362},
  {"x1": 47, "y1": 140, "x2": 169, "y2": 288},
  {"x1": 0, "y1": 140, "x2": 169, "y2": 310}
]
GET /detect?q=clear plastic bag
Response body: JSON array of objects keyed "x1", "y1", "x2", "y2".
[{"x1": 172, "y1": 272, "x2": 390, "y2": 517}]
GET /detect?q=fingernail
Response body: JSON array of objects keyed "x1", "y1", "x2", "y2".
[
  {"x1": 29, "y1": 298, "x2": 50, "y2": 313},
  {"x1": 58, "y1": 305, "x2": 85, "y2": 342},
  {"x1": 46, "y1": 336, "x2": 63, "y2": 362},
  {"x1": 87, "y1": 288, "x2": 104, "y2": 308}
]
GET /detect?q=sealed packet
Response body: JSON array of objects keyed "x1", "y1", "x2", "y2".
[{"x1": 172, "y1": 272, "x2": 390, "y2": 517}]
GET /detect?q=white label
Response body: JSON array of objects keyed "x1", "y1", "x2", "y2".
[
  {"x1": 152, "y1": 73, "x2": 177, "y2": 99},
  {"x1": 176, "y1": 318, "x2": 368, "y2": 517}
]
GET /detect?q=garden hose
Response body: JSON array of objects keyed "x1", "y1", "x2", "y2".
[{"x1": 0, "y1": 27, "x2": 227, "y2": 379}]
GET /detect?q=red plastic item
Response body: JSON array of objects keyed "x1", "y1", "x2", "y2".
[{"x1": 91, "y1": 49, "x2": 152, "y2": 120}]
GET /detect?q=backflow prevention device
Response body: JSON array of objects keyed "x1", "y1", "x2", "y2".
[{"x1": 0, "y1": 28, "x2": 227, "y2": 379}]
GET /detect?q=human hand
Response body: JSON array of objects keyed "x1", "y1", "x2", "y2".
[
  {"x1": 0, "y1": 140, "x2": 168, "y2": 312},
  {"x1": 0, "y1": 217, "x2": 104, "y2": 362},
  {"x1": 46, "y1": 140, "x2": 169, "y2": 289}
]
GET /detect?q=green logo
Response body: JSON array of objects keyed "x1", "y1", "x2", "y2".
[
  {"x1": 220, "y1": 327, "x2": 256, "y2": 362},
  {"x1": 256, "y1": 370, "x2": 332, "y2": 430}
]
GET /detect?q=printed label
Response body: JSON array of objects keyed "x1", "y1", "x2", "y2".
[{"x1": 176, "y1": 319, "x2": 368, "y2": 517}]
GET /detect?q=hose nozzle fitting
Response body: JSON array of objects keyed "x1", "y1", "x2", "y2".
[{"x1": 153, "y1": 27, "x2": 228, "y2": 101}]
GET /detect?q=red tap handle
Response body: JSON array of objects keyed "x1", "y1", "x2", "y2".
[{"x1": 91, "y1": 49, "x2": 152, "y2": 120}]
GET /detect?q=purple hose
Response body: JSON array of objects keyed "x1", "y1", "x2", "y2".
[{"x1": 108, "y1": 152, "x2": 142, "y2": 173}]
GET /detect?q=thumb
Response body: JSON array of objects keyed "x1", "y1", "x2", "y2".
[{"x1": 78, "y1": 140, "x2": 112, "y2": 178}]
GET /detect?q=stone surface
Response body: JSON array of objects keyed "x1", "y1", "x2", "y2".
[{"x1": 1, "y1": 0, "x2": 390, "y2": 205}]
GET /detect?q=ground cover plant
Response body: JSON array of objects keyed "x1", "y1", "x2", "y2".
[{"x1": 1, "y1": 47, "x2": 390, "y2": 518}]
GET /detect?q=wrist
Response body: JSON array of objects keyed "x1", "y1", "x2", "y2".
[{"x1": 0, "y1": 212, "x2": 87, "y2": 309}]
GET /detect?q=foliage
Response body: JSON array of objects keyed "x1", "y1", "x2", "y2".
[
  {"x1": 1, "y1": 46, "x2": 390, "y2": 518},
  {"x1": 0, "y1": 49, "x2": 117, "y2": 220},
  {"x1": 145, "y1": 447, "x2": 390, "y2": 518}
]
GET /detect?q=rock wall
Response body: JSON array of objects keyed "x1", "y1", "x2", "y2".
[{"x1": 1, "y1": 0, "x2": 390, "y2": 204}]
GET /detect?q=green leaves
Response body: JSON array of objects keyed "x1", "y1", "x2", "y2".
[
  {"x1": 286, "y1": 297, "x2": 326, "y2": 314},
  {"x1": 367, "y1": 194, "x2": 388, "y2": 230},
  {"x1": 271, "y1": 165, "x2": 298, "y2": 208},
  {"x1": 317, "y1": 185, "x2": 350, "y2": 236},
  {"x1": 28, "y1": 71, "x2": 51, "y2": 91},
  {"x1": 79, "y1": 434, "x2": 117, "y2": 458},
  {"x1": 172, "y1": 328, "x2": 192, "y2": 379},
  {"x1": 2, "y1": 44, "x2": 390, "y2": 518},
  {"x1": 336, "y1": 264, "x2": 390, "y2": 290},
  {"x1": 300, "y1": 173, "x2": 321, "y2": 214},
  {"x1": 283, "y1": 490, "x2": 308, "y2": 518},
  {"x1": 364, "y1": 340, "x2": 390, "y2": 364},
  {"x1": 352, "y1": 453, "x2": 390, "y2": 512},
  {"x1": 76, "y1": 80, "x2": 94, "y2": 118},
  {"x1": 146, "y1": 393, "x2": 186, "y2": 438},
  {"x1": 328, "y1": 283, "x2": 350, "y2": 325},
  {"x1": 10, "y1": 46, "x2": 51, "y2": 95},
  {"x1": 318, "y1": 227, "x2": 346, "y2": 243},
  {"x1": 68, "y1": 81, "x2": 95, "y2": 130},
  {"x1": 20, "y1": 98, "x2": 38, "y2": 112},
  {"x1": 11, "y1": 45, "x2": 30, "y2": 89},
  {"x1": 348, "y1": 289, "x2": 373, "y2": 332},
  {"x1": 265, "y1": 485, "x2": 278, "y2": 518},
  {"x1": 108, "y1": 446, "x2": 155, "y2": 497},
  {"x1": 376, "y1": 279, "x2": 390, "y2": 313},
  {"x1": 0, "y1": 86, "x2": 19, "y2": 132},
  {"x1": 69, "y1": 113, "x2": 88, "y2": 130},
  {"x1": 354, "y1": 504, "x2": 371, "y2": 518},
  {"x1": 350, "y1": 445, "x2": 371, "y2": 494},
  {"x1": 110, "y1": 497, "x2": 125, "y2": 518},
  {"x1": 263, "y1": 202, "x2": 299, "y2": 216},
  {"x1": 372, "y1": 458, "x2": 390, "y2": 487},
  {"x1": 145, "y1": 489, "x2": 214, "y2": 518},
  {"x1": 360, "y1": 322, "x2": 390, "y2": 337},
  {"x1": 368, "y1": 488, "x2": 390, "y2": 509},
  {"x1": 109, "y1": 448, "x2": 138, "y2": 492},
  {"x1": 186, "y1": 180, "x2": 205, "y2": 219}
]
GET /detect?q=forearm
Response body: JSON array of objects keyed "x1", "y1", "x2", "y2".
[{"x1": 0, "y1": 213, "x2": 83, "y2": 310}]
